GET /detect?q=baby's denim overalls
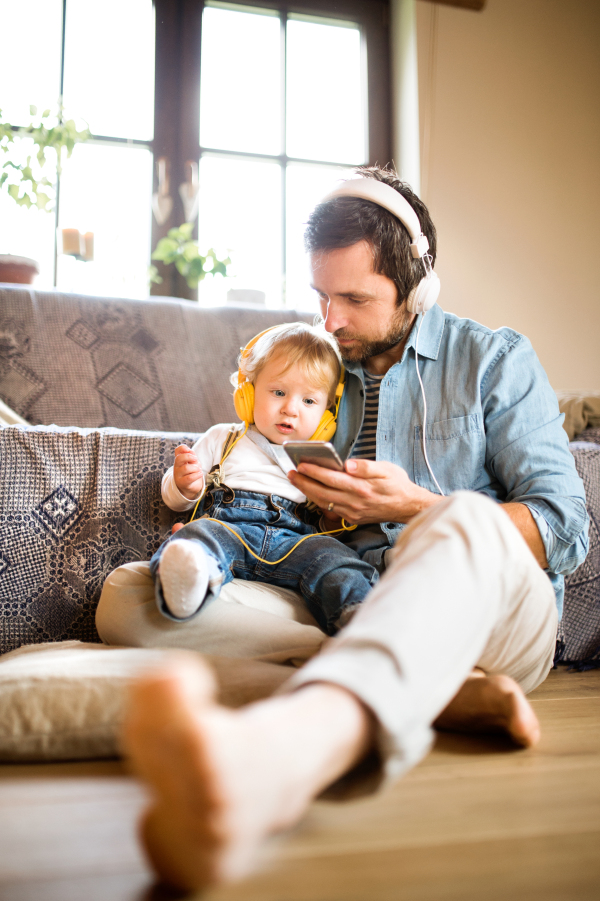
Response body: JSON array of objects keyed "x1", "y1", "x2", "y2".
[{"x1": 151, "y1": 486, "x2": 379, "y2": 635}]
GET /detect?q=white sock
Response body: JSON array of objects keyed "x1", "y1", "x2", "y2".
[{"x1": 159, "y1": 541, "x2": 210, "y2": 619}]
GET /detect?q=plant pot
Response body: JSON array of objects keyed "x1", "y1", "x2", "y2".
[{"x1": 0, "y1": 255, "x2": 40, "y2": 285}]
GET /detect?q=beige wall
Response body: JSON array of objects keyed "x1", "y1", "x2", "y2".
[{"x1": 416, "y1": 0, "x2": 600, "y2": 389}]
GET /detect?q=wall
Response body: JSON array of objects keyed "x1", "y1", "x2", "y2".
[{"x1": 416, "y1": 0, "x2": 600, "y2": 389}]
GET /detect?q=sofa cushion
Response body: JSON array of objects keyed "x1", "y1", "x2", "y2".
[
  {"x1": 0, "y1": 425, "x2": 197, "y2": 655},
  {"x1": 0, "y1": 641, "x2": 308, "y2": 761}
]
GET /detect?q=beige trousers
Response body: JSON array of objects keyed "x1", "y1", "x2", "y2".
[{"x1": 97, "y1": 492, "x2": 557, "y2": 785}]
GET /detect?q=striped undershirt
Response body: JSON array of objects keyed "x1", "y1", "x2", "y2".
[{"x1": 351, "y1": 369, "x2": 384, "y2": 461}]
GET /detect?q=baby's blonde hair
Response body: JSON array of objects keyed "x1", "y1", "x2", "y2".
[{"x1": 231, "y1": 322, "x2": 342, "y2": 405}]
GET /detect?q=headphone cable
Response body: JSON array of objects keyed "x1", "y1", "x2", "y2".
[{"x1": 415, "y1": 314, "x2": 445, "y2": 496}]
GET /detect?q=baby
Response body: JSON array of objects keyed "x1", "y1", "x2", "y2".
[{"x1": 150, "y1": 322, "x2": 378, "y2": 636}]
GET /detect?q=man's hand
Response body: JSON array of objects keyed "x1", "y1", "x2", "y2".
[
  {"x1": 173, "y1": 445, "x2": 204, "y2": 500},
  {"x1": 289, "y1": 458, "x2": 443, "y2": 525}
]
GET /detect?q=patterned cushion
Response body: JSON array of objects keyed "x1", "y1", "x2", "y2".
[
  {"x1": 560, "y1": 442, "x2": 600, "y2": 666},
  {"x1": 0, "y1": 425, "x2": 198, "y2": 655},
  {"x1": 573, "y1": 426, "x2": 600, "y2": 446}
]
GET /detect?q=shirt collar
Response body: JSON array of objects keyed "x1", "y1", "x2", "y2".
[
  {"x1": 404, "y1": 302, "x2": 444, "y2": 361},
  {"x1": 342, "y1": 302, "x2": 445, "y2": 379}
]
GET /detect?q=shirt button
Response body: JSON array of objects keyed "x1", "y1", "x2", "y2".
[{"x1": 359, "y1": 390, "x2": 364, "y2": 397}]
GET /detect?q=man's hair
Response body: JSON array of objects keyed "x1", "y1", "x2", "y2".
[
  {"x1": 231, "y1": 322, "x2": 342, "y2": 406},
  {"x1": 304, "y1": 166, "x2": 437, "y2": 306}
]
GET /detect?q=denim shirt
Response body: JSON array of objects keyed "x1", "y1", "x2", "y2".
[{"x1": 331, "y1": 303, "x2": 589, "y2": 618}]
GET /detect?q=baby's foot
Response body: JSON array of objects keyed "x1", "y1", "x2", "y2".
[{"x1": 159, "y1": 541, "x2": 209, "y2": 619}]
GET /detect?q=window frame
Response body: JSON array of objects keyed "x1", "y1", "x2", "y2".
[{"x1": 151, "y1": 0, "x2": 391, "y2": 300}]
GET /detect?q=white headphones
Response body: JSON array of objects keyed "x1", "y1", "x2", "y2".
[{"x1": 322, "y1": 179, "x2": 441, "y2": 315}]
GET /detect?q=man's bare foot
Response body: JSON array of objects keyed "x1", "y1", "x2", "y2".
[
  {"x1": 123, "y1": 653, "x2": 374, "y2": 892},
  {"x1": 434, "y1": 671, "x2": 540, "y2": 747}
]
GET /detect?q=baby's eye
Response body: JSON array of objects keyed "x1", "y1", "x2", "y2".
[
  {"x1": 303, "y1": 398, "x2": 316, "y2": 405},
  {"x1": 273, "y1": 389, "x2": 285, "y2": 397}
]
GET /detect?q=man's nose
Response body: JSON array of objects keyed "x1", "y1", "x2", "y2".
[{"x1": 321, "y1": 299, "x2": 346, "y2": 333}]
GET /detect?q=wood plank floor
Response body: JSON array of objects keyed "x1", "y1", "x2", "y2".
[{"x1": 0, "y1": 667, "x2": 598, "y2": 901}]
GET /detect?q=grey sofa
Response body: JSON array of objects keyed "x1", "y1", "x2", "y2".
[{"x1": 0, "y1": 284, "x2": 598, "y2": 760}]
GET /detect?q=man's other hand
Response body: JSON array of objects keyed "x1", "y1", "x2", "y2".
[
  {"x1": 289, "y1": 458, "x2": 443, "y2": 525},
  {"x1": 173, "y1": 445, "x2": 204, "y2": 500}
]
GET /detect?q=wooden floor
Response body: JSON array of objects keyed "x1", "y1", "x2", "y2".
[{"x1": 0, "y1": 667, "x2": 598, "y2": 901}]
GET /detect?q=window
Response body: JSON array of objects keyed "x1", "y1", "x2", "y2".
[
  {"x1": 0, "y1": 0, "x2": 155, "y2": 299},
  {"x1": 1, "y1": 0, "x2": 390, "y2": 306},
  {"x1": 156, "y1": 0, "x2": 390, "y2": 308}
]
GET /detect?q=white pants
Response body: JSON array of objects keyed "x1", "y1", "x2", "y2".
[{"x1": 97, "y1": 492, "x2": 557, "y2": 786}]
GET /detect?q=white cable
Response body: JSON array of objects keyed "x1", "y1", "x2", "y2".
[{"x1": 415, "y1": 314, "x2": 445, "y2": 496}]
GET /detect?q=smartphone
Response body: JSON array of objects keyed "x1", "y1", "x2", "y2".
[{"x1": 282, "y1": 440, "x2": 345, "y2": 472}]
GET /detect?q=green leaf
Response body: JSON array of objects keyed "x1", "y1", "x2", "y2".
[
  {"x1": 182, "y1": 242, "x2": 200, "y2": 263},
  {"x1": 148, "y1": 265, "x2": 163, "y2": 285},
  {"x1": 179, "y1": 222, "x2": 195, "y2": 240},
  {"x1": 30, "y1": 105, "x2": 37, "y2": 116},
  {"x1": 174, "y1": 257, "x2": 189, "y2": 277},
  {"x1": 7, "y1": 183, "x2": 19, "y2": 200},
  {"x1": 151, "y1": 237, "x2": 179, "y2": 262}
]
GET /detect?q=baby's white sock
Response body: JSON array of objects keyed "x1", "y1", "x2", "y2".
[{"x1": 159, "y1": 541, "x2": 209, "y2": 619}]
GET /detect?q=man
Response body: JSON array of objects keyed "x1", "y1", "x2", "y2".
[{"x1": 122, "y1": 167, "x2": 587, "y2": 891}]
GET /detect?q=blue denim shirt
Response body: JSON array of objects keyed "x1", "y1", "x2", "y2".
[{"x1": 331, "y1": 303, "x2": 589, "y2": 618}]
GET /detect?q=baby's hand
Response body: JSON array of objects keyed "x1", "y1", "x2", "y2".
[{"x1": 173, "y1": 445, "x2": 204, "y2": 500}]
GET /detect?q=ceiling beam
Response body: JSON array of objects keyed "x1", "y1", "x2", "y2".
[{"x1": 417, "y1": 0, "x2": 486, "y2": 10}]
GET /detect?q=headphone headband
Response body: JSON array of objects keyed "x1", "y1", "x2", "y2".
[
  {"x1": 321, "y1": 177, "x2": 440, "y2": 315},
  {"x1": 322, "y1": 178, "x2": 430, "y2": 259}
]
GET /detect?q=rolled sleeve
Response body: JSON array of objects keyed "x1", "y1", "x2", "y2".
[{"x1": 481, "y1": 334, "x2": 589, "y2": 592}]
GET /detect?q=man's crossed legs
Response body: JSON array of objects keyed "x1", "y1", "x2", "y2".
[{"x1": 123, "y1": 492, "x2": 558, "y2": 891}]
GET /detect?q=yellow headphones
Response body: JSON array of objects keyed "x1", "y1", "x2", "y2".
[{"x1": 233, "y1": 327, "x2": 345, "y2": 442}]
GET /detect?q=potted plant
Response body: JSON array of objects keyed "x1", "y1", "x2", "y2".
[
  {"x1": 149, "y1": 221, "x2": 231, "y2": 294},
  {"x1": 0, "y1": 102, "x2": 89, "y2": 283}
]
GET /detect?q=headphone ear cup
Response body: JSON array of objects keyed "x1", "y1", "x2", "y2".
[
  {"x1": 310, "y1": 410, "x2": 336, "y2": 442},
  {"x1": 406, "y1": 272, "x2": 441, "y2": 315},
  {"x1": 233, "y1": 381, "x2": 255, "y2": 423}
]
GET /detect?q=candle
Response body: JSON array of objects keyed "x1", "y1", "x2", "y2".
[
  {"x1": 83, "y1": 232, "x2": 94, "y2": 262},
  {"x1": 62, "y1": 228, "x2": 82, "y2": 256}
]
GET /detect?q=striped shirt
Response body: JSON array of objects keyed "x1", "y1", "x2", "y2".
[{"x1": 351, "y1": 370, "x2": 384, "y2": 461}]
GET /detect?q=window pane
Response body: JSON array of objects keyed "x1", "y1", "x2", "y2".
[
  {"x1": 286, "y1": 17, "x2": 365, "y2": 164},
  {"x1": 286, "y1": 163, "x2": 354, "y2": 311},
  {"x1": 63, "y1": 0, "x2": 155, "y2": 140},
  {"x1": 198, "y1": 154, "x2": 282, "y2": 307},
  {"x1": 0, "y1": 137, "x2": 56, "y2": 289},
  {"x1": 0, "y1": 0, "x2": 63, "y2": 127},
  {"x1": 200, "y1": 5, "x2": 281, "y2": 156},
  {"x1": 57, "y1": 144, "x2": 153, "y2": 299}
]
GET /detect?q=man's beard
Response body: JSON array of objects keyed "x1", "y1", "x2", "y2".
[{"x1": 333, "y1": 307, "x2": 414, "y2": 364}]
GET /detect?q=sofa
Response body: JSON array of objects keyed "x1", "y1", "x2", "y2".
[{"x1": 0, "y1": 283, "x2": 598, "y2": 761}]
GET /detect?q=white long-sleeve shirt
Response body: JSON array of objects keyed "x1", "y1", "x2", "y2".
[{"x1": 161, "y1": 422, "x2": 306, "y2": 512}]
